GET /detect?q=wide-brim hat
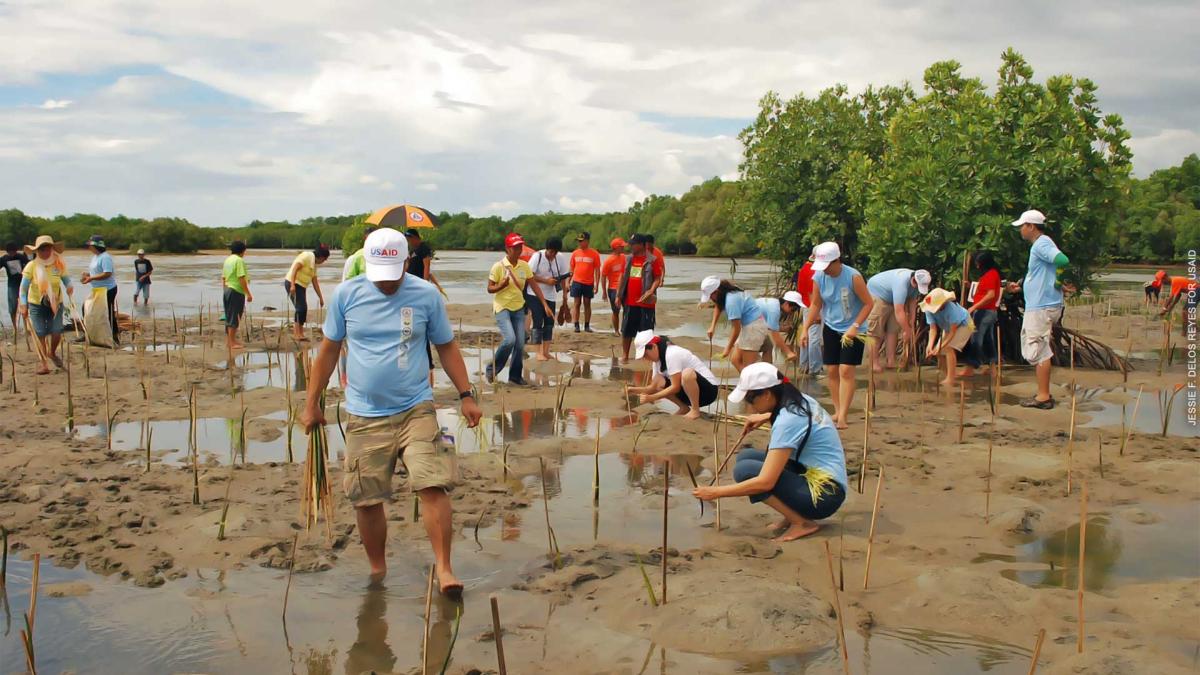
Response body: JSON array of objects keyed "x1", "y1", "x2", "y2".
[
  {"x1": 921, "y1": 288, "x2": 956, "y2": 313},
  {"x1": 24, "y1": 235, "x2": 65, "y2": 255}
]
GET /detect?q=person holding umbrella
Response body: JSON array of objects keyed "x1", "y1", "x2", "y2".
[{"x1": 18, "y1": 235, "x2": 72, "y2": 374}]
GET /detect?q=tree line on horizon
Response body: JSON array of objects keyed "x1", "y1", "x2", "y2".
[{"x1": 1, "y1": 50, "x2": 1195, "y2": 284}]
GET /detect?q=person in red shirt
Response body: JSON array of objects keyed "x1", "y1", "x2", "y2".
[
  {"x1": 646, "y1": 234, "x2": 666, "y2": 279},
  {"x1": 794, "y1": 248, "x2": 822, "y2": 375},
  {"x1": 568, "y1": 231, "x2": 603, "y2": 333},
  {"x1": 600, "y1": 238, "x2": 627, "y2": 335},
  {"x1": 617, "y1": 234, "x2": 664, "y2": 361},
  {"x1": 960, "y1": 251, "x2": 1002, "y2": 376}
]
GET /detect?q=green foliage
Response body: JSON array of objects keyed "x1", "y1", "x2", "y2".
[
  {"x1": 739, "y1": 49, "x2": 1134, "y2": 286},
  {"x1": 1111, "y1": 153, "x2": 1200, "y2": 261}
]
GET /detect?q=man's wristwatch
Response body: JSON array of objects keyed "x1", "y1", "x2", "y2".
[{"x1": 459, "y1": 390, "x2": 475, "y2": 400}]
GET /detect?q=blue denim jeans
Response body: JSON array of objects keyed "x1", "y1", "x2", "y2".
[
  {"x1": 493, "y1": 308, "x2": 526, "y2": 382},
  {"x1": 733, "y1": 448, "x2": 846, "y2": 520},
  {"x1": 801, "y1": 307, "x2": 823, "y2": 375},
  {"x1": 969, "y1": 309, "x2": 998, "y2": 367}
]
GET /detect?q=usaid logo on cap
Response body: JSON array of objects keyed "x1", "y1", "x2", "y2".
[{"x1": 368, "y1": 247, "x2": 402, "y2": 259}]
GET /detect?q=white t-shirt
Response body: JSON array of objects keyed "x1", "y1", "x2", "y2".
[
  {"x1": 653, "y1": 344, "x2": 719, "y2": 385},
  {"x1": 528, "y1": 250, "x2": 569, "y2": 301}
]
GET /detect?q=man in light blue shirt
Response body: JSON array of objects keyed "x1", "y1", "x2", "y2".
[
  {"x1": 80, "y1": 234, "x2": 119, "y2": 344},
  {"x1": 301, "y1": 227, "x2": 481, "y2": 595},
  {"x1": 1007, "y1": 209, "x2": 1071, "y2": 409},
  {"x1": 866, "y1": 268, "x2": 931, "y2": 373}
]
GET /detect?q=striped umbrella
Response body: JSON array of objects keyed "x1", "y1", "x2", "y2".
[{"x1": 365, "y1": 204, "x2": 439, "y2": 229}]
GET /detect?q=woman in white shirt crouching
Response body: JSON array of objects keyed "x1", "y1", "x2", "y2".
[{"x1": 627, "y1": 330, "x2": 720, "y2": 420}]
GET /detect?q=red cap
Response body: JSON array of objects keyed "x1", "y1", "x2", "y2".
[
  {"x1": 504, "y1": 233, "x2": 525, "y2": 248},
  {"x1": 610, "y1": 237, "x2": 627, "y2": 249}
]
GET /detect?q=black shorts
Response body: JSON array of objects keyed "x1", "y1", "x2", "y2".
[
  {"x1": 668, "y1": 374, "x2": 719, "y2": 408},
  {"x1": 607, "y1": 288, "x2": 619, "y2": 312},
  {"x1": 223, "y1": 287, "x2": 246, "y2": 329},
  {"x1": 621, "y1": 305, "x2": 655, "y2": 338},
  {"x1": 822, "y1": 324, "x2": 864, "y2": 366},
  {"x1": 569, "y1": 281, "x2": 595, "y2": 299}
]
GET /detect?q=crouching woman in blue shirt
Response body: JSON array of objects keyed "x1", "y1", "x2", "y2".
[{"x1": 693, "y1": 362, "x2": 848, "y2": 542}]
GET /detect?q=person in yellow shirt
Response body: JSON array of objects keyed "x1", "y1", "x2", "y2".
[
  {"x1": 284, "y1": 244, "x2": 330, "y2": 341},
  {"x1": 18, "y1": 235, "x2": 73, "y2": 374},
  {"x1": 486, "y1": 233, "x2": 545, "y2": 386}
]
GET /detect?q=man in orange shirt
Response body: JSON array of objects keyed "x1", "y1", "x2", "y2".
[
  {"x1": 569, "y1": 231, "x2": 603, "y2": 333},
  {"x1": 1161, "y1": 275, "x2": 1197, "y2": 338},
  {"x1": 600, "y1": 238, "x2": 627, "y2": 335}
]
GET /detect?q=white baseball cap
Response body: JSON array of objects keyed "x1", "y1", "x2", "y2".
[
  {"x1": 782, "y1": 290, "x2": 805, "y2": 307},
  {"x1": 914, "y1": 269, "x2": 932, "y2": 294},
  {"x1": 136, "y1": 249, "x2": 145, "y2": 255},
  {"x1": 1011, "y1": 209, "x2": 1046, "y2": 227},
  {"x1": 811, "y1": 241, "x2": 841, "y2": 272},
  {"x1": 699, "y1": 276, "x2": 721, "y2": 303},
  {"x1": 363, "y1": 227, "x2": 410, "y2": 282},
  {"x1": 632, "y1": 329, "x2": 659, "y2": 359},
  {"x1": 728, "y1": 362, "x2": 786, "y2": 403}
]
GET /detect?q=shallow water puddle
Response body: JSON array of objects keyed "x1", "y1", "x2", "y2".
[
  {"x1": 1076, "y1": 385, "x2": 1198, "y2": 438},
  {"x1": 0, "y1": 555, "x2": 1035, "y2": 675},
  {"x1": 973, "y1": 504, "x2": 1200, "y2": 591}
]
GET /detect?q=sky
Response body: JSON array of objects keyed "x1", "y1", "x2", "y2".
[{"x1": 1, "y1": 0, "x2": 1197, "y2": 227}]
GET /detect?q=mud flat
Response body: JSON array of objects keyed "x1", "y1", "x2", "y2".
[{"x1": 0, "y1": 293, "x2": 1195, "y2": 673}]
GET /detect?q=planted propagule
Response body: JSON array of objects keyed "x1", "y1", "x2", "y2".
[
  {"x1": 823, "y1": 540, "x2": 851, "y2": 675},
  {"x1": 489, "y1": 595, "x2": 508, "y2": 675},
  {"x1": 537, "y1": 458, "x2": 561, "y2": 570}
]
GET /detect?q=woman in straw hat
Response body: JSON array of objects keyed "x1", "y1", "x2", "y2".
[
  {"x1": 692, "y1": 362, "x2": 848, "y2": 541},
  {"x1": 17, "y1": 235, "x2": 73, "y2": 374},
  {"x1": 921, "y1": 288, "x2": 977, "y2": 389}
]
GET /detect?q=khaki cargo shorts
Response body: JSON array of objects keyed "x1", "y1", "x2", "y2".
[
  {"x1": 1021, "y1": 307, "x2": 1063, "y2": 365},
  {"x1": 342, "y1": 401, "x2": 456, "y2": 507},
  {"x1": 736, "y1": 317, "x2": 771, "y2": 351},
  {"x1": 937, "y1": 320, "x2": 975, "y2": 354},
  {"x1": 867, "y1": 300, "x2": 899, "y2": 340}
]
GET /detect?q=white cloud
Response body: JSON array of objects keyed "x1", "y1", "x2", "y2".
[{"x1": 0, "y1": 0, "x2": 1195, "y2": 224}]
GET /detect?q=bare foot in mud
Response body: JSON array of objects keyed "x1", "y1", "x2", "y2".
[
  {"x1": 768, "y1": 518, "x2": 788, "y2": 532},
  {"x1": 684, "y1": 409, "x2": 702, "y2": 420},
  {"x1": 437, "y1": 567, "x2": 464, "y2": 599},
  {"x1": 772, "y1": 521, "x2": 820, "y2": 542}
]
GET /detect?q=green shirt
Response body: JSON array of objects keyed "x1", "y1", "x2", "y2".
[
  {"x1": 223, "y1": 254, "x2": 248, "y2": 295},
  {"x1": 343, "y1": 249, "x2": 366, "y2": 280}
]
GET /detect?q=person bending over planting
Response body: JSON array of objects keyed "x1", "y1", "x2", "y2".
[
  {"x1": 700, "y1": 276, "x2": 770, "y2": 372},
  {"x1": 627, "y1": 330, "x2": 721, "y2": 419},
  {"x1": 692, "y1": 362, "x2": 848, "y2": 542},
  {"x1": 301, "y1": 228, "x2": 482, "y2": 595},
  {"x1": 754, "y1": 291, "x2": 804, "y2": 363},
  {"x1": 921, "y1": 288, "x2": 977, "y2": 389}
]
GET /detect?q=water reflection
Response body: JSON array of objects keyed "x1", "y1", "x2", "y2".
[{"x1": 345, "y1": 588, "x2": 395, "y2": 674}]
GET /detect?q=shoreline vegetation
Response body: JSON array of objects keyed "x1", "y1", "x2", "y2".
[{"x1": 1, "y1": 50, "x2": 1196, "y2": 279}]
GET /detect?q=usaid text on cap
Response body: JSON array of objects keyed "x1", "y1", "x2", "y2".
[{"x1": 369, "y1": 247, "x2": 401, "y2": 257}]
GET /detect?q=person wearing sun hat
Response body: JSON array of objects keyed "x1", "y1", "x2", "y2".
[
  {"x1": 920, "y1": 288, "x2": 977, "y2": 389},
  {"x1": 700, "y1": 276, "x2": 770, "y2": 372},
  {"x1": 627, "y1": 330, "x2": 720, "y2": 419},
  {"x1": 1007, "y1": 209, "x2": 1071, "y2": 409},
  {"x1": 691, "y1": 362, "x2": 848, "y2": 542},
  {"x1": 18, "y1": 235, "x2": 73, "y2": 374},
  {"x1": 865, "y1": 267, "x2": 931, "y2": 373},
  {"x1": 798, "y1": 241, "x2": 874, "y2": 429},
  {"x1": 600, "y1": 237, "x2": 627, "y2": 335},
  {"x1": 300, "y1": 226, "x2": 481, "y2": 595},
  {"x1": 80, "y1": 234, "x2": 119, "y2": 343},
  {"x1": 751, "y1": 291, "x2": 803, "y2": 364},
  {"x1": 486, "y1": 232, "x2": 543, "y2": 385}
]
